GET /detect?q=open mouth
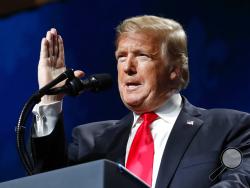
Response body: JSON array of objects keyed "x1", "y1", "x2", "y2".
[{"x1": 126, "y1": 82, "x2": 142, "y2": 90}]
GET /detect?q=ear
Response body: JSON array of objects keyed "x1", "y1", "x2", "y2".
[{"x1": 170, "y1": 66, "x2": 180, "y2": 80}]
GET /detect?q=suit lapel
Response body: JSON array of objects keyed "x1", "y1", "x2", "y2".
[
  {"x1": 155, "y1": 98, "x2": 204, "y2": 188},
  {"x1": 105, "y1": 113, "x2": 133, "y2": 165}
]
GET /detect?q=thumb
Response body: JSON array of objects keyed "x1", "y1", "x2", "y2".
[{"x1": 74, "y1": 70, "x2": 85, "y2": 78}]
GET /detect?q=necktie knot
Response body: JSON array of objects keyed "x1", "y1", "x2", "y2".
[{"x1": 141, "y1": 112, "x2": 158, "y2": 125}]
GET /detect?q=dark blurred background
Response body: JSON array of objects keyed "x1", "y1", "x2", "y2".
[{"x1": 0, "y1": 0, "x2": 249, "y2": 182}]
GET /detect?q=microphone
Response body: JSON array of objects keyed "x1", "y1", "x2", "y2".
[{"x1": 46, "y1": 73, "x2": 113, "y2": 96}]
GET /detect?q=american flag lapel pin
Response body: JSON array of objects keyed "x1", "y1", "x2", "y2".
[{"x1": 187, "y1": 120, "x2": 194, "y2": 126}]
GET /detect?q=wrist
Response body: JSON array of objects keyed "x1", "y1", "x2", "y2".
[{"x1": 41, "y1": 94, "x2": 63, "y2": 104}]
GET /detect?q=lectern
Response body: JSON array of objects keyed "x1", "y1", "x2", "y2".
[{"x1": 0, "y1": 160, "x2": 149, "y2": 188}]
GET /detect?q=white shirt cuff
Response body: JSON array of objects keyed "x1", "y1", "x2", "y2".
[{"x1": 32, "y1": 101, "x2": 62, "y2": 137}]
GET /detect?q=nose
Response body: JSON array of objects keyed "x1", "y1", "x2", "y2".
[{"x1": 124, "y1": 56, "x2": 137, "y2": 75}]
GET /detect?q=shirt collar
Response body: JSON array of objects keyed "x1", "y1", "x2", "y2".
[{"x1": 132, "y1": 93, "x2": 183, "y2": 126}]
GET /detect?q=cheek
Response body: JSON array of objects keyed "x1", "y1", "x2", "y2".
[
  {"x1": 117, "y1": 68, "x2": 125, "y2": 94},
  {"x1": 157, "y1": 70, "x2": 172, "y2": 91},
  {"x1": 117, "y1": 64, "x2": 123, "y2": 81},
  {"x1": 140, "y1": 66, "x2": 158, "y2": 85},
  {"x1": 147, "y1": 67, "x2": 169, "y2": 91}
]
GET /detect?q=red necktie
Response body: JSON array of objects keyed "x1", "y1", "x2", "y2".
[{"x1": 126, "y1": 112, "x2": 158, "y2": 186}]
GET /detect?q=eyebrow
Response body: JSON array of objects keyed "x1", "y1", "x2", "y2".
[{"x1": 115, "y1": 48, "x2": 161, "y2": 58}]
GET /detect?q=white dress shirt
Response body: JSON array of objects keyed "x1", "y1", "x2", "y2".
[
  {"x1": 32, "y1": 93, "x2": 182, "y2": 188},
  {"x1": 125, "y1": 93, "x2": 182, "y2": 188}
]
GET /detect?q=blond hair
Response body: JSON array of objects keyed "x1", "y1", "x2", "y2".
[{"x1": 116, "y1": 15, "x2": 189, "y2": 90}]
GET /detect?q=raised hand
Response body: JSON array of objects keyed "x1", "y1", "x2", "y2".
[{"x1": 38, "y1": 28, "x2": 84, "y2": 103}]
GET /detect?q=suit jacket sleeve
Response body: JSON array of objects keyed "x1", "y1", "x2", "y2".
[
  {"x1": 31, "y1": 113, "x2": 67, "y2": 173},
  {"x1": 30, "y1": 112, "x2": 123, "y2": 174},
  {"x1": 210, "y1": 112, "x2": 250, "y2": 188}
]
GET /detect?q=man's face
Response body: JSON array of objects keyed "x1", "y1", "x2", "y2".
[{"x1": 116, "y1": 31, "x2": 175, "y2": 114}]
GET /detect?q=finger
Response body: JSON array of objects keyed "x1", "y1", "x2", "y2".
[
  {"x1": 55, "y1": 35, "x2": 59, "y2": 58},
  {"x1": 51, "y1": 28, "x2": 58, "y2": 57},
  {"x1": 74, "y1": 70, "x2": 85, "y2": 78},
  {"x1": 50, "y1": 28, "x2": 57, "y2": 35},
  {"x1": 58, "y1": 35, "x2": 65, "y2": 63},
  {"x1": 46, "y1": 31, "x2": 53, "y2": 57},
  {"x1": 40, "y1": 38, "x2": 49, "y2": 59}
]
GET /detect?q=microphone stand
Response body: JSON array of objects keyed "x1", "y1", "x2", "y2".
[{"x1": 16, "y1": 69, "x2": 76, "y2": 175}]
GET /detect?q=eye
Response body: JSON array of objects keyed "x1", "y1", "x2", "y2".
[
  {"x1": 139, "y1": 53, "x2": 149, "y2": 57},
  {"x1": 137, "y1": 54, "x2": 151, "y2": 62},
  {"x1": 117, "y1": 56, "x2": 127, "y2": 63}
]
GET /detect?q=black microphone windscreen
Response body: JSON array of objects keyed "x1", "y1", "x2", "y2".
[{"x1": 89, "y1": 74, "x2": 113, "y2": 92}]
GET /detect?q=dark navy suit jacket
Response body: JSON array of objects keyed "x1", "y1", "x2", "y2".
[{"x1": 31, "y1": 97, "x2": 250, "y2": 188}]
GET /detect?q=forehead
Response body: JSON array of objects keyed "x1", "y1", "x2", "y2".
[{"x1": 116, "y1": 31, "x2": 162, "y2": 53}]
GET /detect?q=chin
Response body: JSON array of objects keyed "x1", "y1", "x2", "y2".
[
  {"x1": 120, "y1": 93, "x2": 150, "y2": 112},
  {"x1": 124, "y1": 100, "x2": 141, "y2": 108},
  {"x1": 122, "y1": 98, "x2": 141, "y2": 111},
  {"x1": 123, "y1": 100, "x2": 150, "y2": 114}
]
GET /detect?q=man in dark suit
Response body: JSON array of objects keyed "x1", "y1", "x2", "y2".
[{"x1": 31, "y1": 15, "x2": 250, "y2": 188}]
